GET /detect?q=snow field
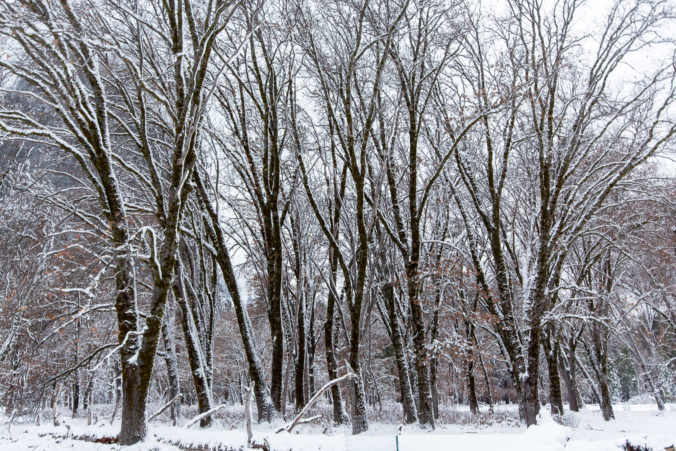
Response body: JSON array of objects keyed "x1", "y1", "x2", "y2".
[{"x1": 0, "y1": 403, "x2": 673, "y2": 450}]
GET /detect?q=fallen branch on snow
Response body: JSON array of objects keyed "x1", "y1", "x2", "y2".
[
  {"x1": 148, "y1": 394, "x2": 181, "y2": 422},
  {"x1": 185, "y1": 404, "x2": 227, "y2": 429},
  {"x1": 277, "y1": 372, "x2": 354, "y2": 434}
]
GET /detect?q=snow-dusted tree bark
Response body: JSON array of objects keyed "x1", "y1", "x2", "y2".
[
  {"x1": 194, "y1": 172, "x2": 275, "y2": 422},
  {"x1": 542, "y1": 327, "x2": 564, "y2": 416},
  {"x1": 288, "y1": 209, "x2": 309, "y2": 411},
  {"x1": 559, "y1": 332, "x2": 582, "y2": 412},
  {"x1": 172, "y1": 261, "x2": 213, "y2": 426},
  {"x1": 314, "y1": 158, "x2": 349, "y2": 425},
  {"x1": 161, "y1": 303, "x2": 181, "y2": 426},
  {"x1": 380, "y1": 281, "x2": 418, "y2": 424}
]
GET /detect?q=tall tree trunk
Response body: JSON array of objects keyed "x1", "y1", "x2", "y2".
[
  {"x1": 464, "y1": 319, "x2": 479, "y2": 415},
  {"x1": 408, "y1": 277, "x2": 435, "y2": 427},
  {"x1": 466, "y1": 356, "x2": 479, "y2": 415},
  {"x1": 430, "y1": 285, "x2": 443, "y2": 419},
  {"x1": 307, "y1": 313, "x2": 317, "y2": 397},
  {"x1": 647, "y1": 377, "x2": 665, "y2": 411},
  {"x1": 348, "y1": 166, "x2": 370, "y2": 435},
  {"x1": 461, "y1": 209, "x2": 526, "y2": 419},
  {"x1": 598, "y1": 368, "x2": 614, "y2": 421},
  {"x1": 290, "y1": 215, "x2": 307, "y2": 412},
  {"x1": 113, "y1": 237, "x2": 143, "y2": 444},
  {"x1": 349, "y1": 349, "x2": 368, "y2": 435},
  {"x1": 522, "y1": 218, "x2": 553, "y2": 427},
  {"x1": 120, "y1": 223, "x2": 182, "y2": 444},
  {"x1": 325, "y1": 287, "x2": 348, "y2": 424},
  {"x1": 589, "y1": 323, "x2": 614, "y2": 421},
  {"x1": 430, "y1": 357, "x2": 439, "y2": 419},
  {"x1": 295, "y1": 291, "x2": 307, "y2": 411},
  {"x1": 636, "y1": 355, "x2": 665, "y2": 411},
  {"x1": 82, "y1": 376, "x2": 94, "y2": 412},
  {"x1": 542, "y1": 329, "x2": 564, "y2": 415},
  {"x1": 380, "y1": 98, "x2": 434, "y2": 427},
  {"x1": 119, "y1": 368, "x2": 147, "y2": 444},
  {"x1": 72, "y1": 380, "x2": 79, "y2": 417},
  {"x1": 119, "y1": 137, "x2": 196, "y2": 444},
  {"x1": 478, "y1": 351, "x2": 494, "y2": 412},
  {"x1": 72, "y1": 311, "x2": 81, "y2": 417},
  {"x1": 560, "y1": 336, "x2": 581, "y2": 412},
  {"x1": 406, "y1": 202, "x2": 435, "y2": 428},
  {"x1": 561, "y1": 368, "x2": 579, "y2": 411},
  {"x1": 174, "y1": 273, "x2": 212, "y2": 426},
  {"x1": 268, "y1": 238, "x2": 284, "y2": 413},
  {"x1": 161, "y1": 303, "x2": 181, "y2": 425},
  {"x1": 430, "y1": 354, "x2": 439, "y2": 419},
  {"x1": 382, "y1": 283, "x2": 418, "y2": 424},
  {"x1": 214, "y1": 247, "x2": 274, "y2": 422},
  {"x1": 195, "y1": 173, "x2": 274, "y2": 422},
  {"x1": 522, "y1": 326, "x2": 542, "y2": 427}
]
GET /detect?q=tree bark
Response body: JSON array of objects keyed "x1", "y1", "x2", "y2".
[
  {"x1": 174, "y1": 273, "x2": 213, "y2": 426},
  {"x1": 82, "y1": 376, "x2": 94, "y2": 412},
  {"x1": 349, "y1": 175, "x2": 370, "y2": 435},
  {"x1": 195, "y1": 172, "x2": 274, "y2": 422},
  {"x1": 522, "y1": 326, "x2": 542, "y2": 427},
  {"x1": 119, "y1": 179, "x2": 192, "y2": 444},
  {"x1": 589, "y1": 322, "x2": 614, "y2": 421},
  {"x1": 322, "y1": 165, "x2": 349, "y2": 425},
  {"x1": 71, "y1": 380, "x2": 79, "y2": 417},
  {"x1": 478, "y1": 350, "x2": 494, "y2": 412},
  {"x1": 461, "y1": 318, "x2": 479, "y2": 416},
  {"x1": 430, "y1": 315, "x2": 440, "y2": 418},
  {"x1": 560, "y1": 334, "x2": 582, "y2": 412},
  {"x1": 214, "y1": 246, "x2": 274, "y2": 422},
  {"x1": 598, "y1": 369, "x2": 614, "y2": 421},
  {"x1": 382, "y1": 283, "x2": 418, "y2": 424},
  {"x1": 119, "y1": 367, "x2": 147, "y2": 444},
  {"x1": 307, "y1": 308, "x2": 317, "y2": 397},
  {"x1": 543, "y1": 329, "x2": 564, "y2": 416},
  {"x1": 409, "y1": 276, "x2": 435, "y2": 427},
  {"x1": 291, "y1": 216, "x2": 307, "y2": 412},
  {"x1": 161, "y1": 301, "x2": 181, "y2": 425},
  {"x1": 466, "y1": 356, "x2": 479, "y2": 415},
  {"x1": 267, "y1": 225, "x2": 285, "y2": 413},
  {"x1": 325, "y1": 287, "x2": 348, "y2": 424},
  {"x1": 295, "y1": 290, "x2": 307, "y2": 411},
  {"x1": 349, "y1": 361, "x2": 368, "y2": 435}
]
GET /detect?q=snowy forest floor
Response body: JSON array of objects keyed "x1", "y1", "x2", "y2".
[{"x1": 0, "y1": 402, "x2": 673, "y2": 451}]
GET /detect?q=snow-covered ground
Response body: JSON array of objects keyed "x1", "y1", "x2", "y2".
[{"x1": 0, "y1": 403, "x2": 673, "y2": 450}]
